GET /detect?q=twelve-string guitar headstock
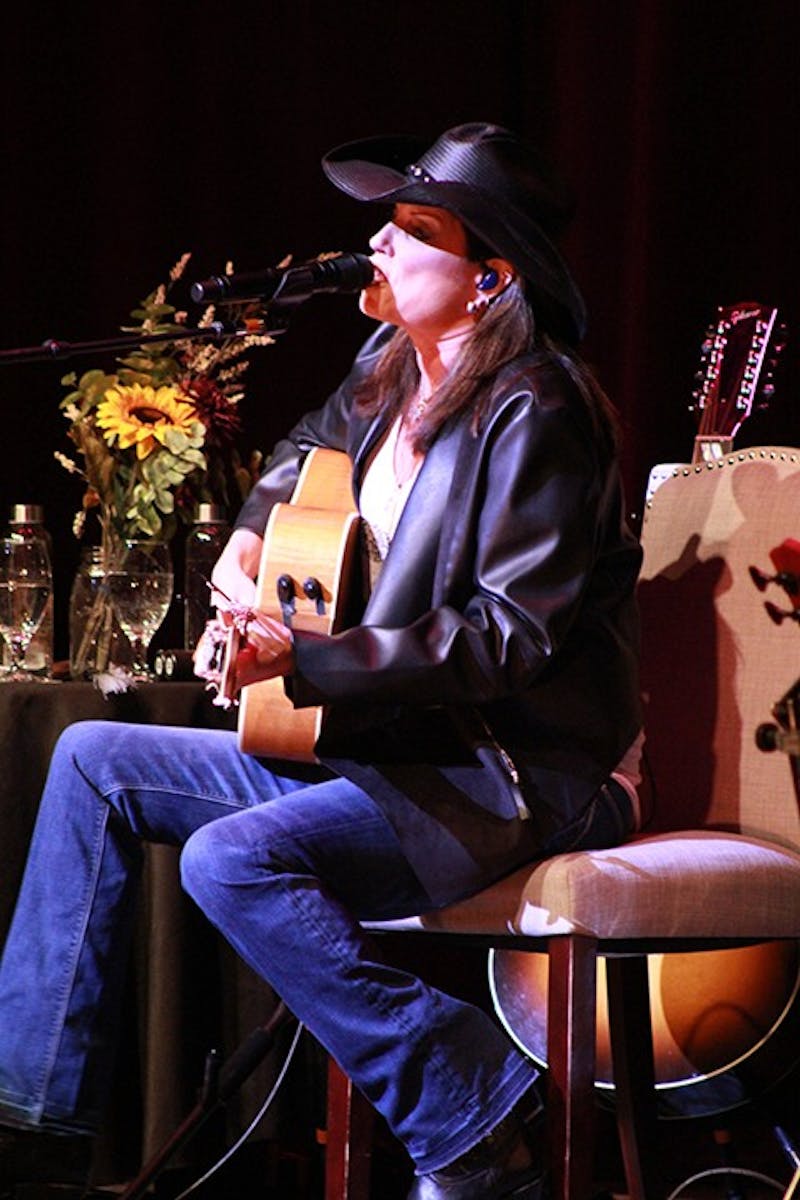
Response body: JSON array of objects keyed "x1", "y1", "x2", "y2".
[{"x1": 690, "y1": 301, "x2": 785, "y2": 464}]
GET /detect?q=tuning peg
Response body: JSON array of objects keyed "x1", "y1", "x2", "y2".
[
  {"x1": 755, "y1": 722, "x2": 800, "y2": 754},
  {"x1": 749, "y1": 565, "x2": 799, "y2": 594},
  {"x1": 756, "y1": 721, "x2": 782, "y2": 751},
  {"x1": 764, "y1": 601, "x2": 800, "y2": 626}
]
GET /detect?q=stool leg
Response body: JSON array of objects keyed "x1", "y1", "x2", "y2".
[
  {"x1": 546, "y1": 934, "x2": 598, "y2": 1200},
  {"x1": 325, "y1": 1057, "x2": 375, "y2": 1200},
  {"x1": 605, "y1": 955, "x2": 663, "y2": 1200}
]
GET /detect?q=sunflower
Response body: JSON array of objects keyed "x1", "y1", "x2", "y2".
[{"x1": 96, "y1": 383, "x2": 201, "y2": 460}]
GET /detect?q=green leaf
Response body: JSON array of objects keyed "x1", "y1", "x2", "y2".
[
  {"x1": 78, "y1": 368, "x2": 112, "y2": 391},
  {"x1": 116, "y1": 368, "x2": 156, "y2": 387},
  {"x1": 118, "y1": 353, "x2": 157, "y2": 371},
  {"x1": 161, "y1": 428, "x2": 189, "y2": 454}
]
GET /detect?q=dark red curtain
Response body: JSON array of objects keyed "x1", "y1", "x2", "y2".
[{"x1": 1, "y1": 0, "x2": 797, "y2": 655}]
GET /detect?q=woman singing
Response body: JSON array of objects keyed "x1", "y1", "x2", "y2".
[{"x1": 0, "y1": 123, "x2": 642, "y2": 1200}]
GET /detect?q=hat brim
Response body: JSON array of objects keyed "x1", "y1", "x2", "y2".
[
  {"x1": 322, "y1": 135, "x2": 431, "y2": 202},
  {"x1": 322, "y1": 135, "x2": 587, "y2": 343}
]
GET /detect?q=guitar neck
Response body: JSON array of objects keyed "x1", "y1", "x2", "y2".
[
  {"x1": 691, "y1": 433, "x2": 734, "y2": 465},
  {"x1": 690, "y1": 301, "x2": 781, "y2": 463}
]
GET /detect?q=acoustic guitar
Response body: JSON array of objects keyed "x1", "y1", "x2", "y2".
[
  {"x1": 215, "y1": 447, "x2": 362, "y2": 762},
  {"x1": 492, "y1": 302, "x2": 799, "y2": 1119}
]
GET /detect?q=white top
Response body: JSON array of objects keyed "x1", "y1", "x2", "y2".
[{"x1": 359, "y1": 416, "x2": 424, "y2": 585}]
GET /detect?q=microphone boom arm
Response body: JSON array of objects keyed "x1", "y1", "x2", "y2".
[
  {"x1": 0, "y1": 252, "x2": 372, "y2": 366},
  {"x1": 0, "y1": 317, "x2": 285, "y2": 367}
]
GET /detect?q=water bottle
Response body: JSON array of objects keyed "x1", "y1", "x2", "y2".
[
  {"x1": 183, "y1": 504, "x2": 230, "y2": 650},
  {"x1": 6, "y1": 504, "x2": 54, "y2": 677}
]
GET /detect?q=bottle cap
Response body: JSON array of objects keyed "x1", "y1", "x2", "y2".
[
  {"x1": 196, "y1": 503, "x2": 227, "y2": 524},
  {"x1": 9, "y1": 504, "x2": 44, "y2": 524}
]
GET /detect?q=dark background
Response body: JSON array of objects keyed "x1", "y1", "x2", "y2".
[{"x1": 1, "y1": 0, "x2": 798, "y2": 659}]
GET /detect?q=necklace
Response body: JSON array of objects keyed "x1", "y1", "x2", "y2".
[
  {"x1": 411, "y1": 396, "x2": 427, "y2": 422},
  {"x1": 408, "y1": 388, "x2": 431, "y2": 424}
]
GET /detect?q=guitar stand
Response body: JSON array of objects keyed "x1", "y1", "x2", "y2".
[{"x1": 119, "y1": 1000, "x2": 296, "y2": 1200}]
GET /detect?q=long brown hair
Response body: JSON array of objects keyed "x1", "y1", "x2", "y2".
[{"x1": 355, "y1": 281, "x2": 620, "y2": 459}]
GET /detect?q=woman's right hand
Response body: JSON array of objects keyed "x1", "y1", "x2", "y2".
[
  {"x1": 193, "y1": 527, "x2": 264, "y2": 698},
  {"x1": 209, "y1": 527, "x2": 264, "y2": 620}
]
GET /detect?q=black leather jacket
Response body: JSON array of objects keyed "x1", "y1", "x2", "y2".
[{"x1": 236, "y1": 325, "x2": 642, "y2": 859}]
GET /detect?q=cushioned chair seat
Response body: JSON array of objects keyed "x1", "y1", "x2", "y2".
[{"x1": 368, "y1": 830, "x2": 800, "y2": 941}]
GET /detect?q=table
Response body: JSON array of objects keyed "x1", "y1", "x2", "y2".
[{"x1": 0, "y1": 680, "x2": 285, "y2": 1185}]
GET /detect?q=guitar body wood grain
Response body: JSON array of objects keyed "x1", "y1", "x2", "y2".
[{"x1": 238, "y1": 448, "x2": 362, "y2": 761}]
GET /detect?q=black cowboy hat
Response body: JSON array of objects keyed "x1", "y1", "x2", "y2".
[{"x1": 322, "y1": 121, "x2": 587, "y2": 343}]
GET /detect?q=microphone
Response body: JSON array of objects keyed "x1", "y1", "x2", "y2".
[{"x1": 189, "y1": 252, "x2": 374, "y2": 305}]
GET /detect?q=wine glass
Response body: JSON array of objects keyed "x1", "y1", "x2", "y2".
[
  {"x1": 0, "y1": 535, "x2": 53, "y2": 682},
  {"x1": 106, "y1": 540, "x2": 173, "y2": 679}
]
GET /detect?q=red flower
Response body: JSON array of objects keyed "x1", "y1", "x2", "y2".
[{"x1": 182, "y1": 375, "x2": 241, "y2": 448}]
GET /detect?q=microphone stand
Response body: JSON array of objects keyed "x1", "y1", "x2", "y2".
[
  {"x1": 0, "y1": 310, "x2": 295, "y2": 367},
  {"x1": 118, "y1": 1001, "x2": 297, "y2": 1200}
]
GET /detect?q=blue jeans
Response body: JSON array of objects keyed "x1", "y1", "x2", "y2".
[{"x1": 0, "y1": 720, "x2": 632, "y2": 1172}]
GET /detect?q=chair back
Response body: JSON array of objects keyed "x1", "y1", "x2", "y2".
[{"x1": 638, "y1": 447, "x2": 800, "y2": 849}]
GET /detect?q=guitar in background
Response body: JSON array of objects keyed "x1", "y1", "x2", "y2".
[
  {"x1": 492, "y1": 304, "x2": 798, "y2": 1119},
  {"x1": 691, "y1": 300, "x2": 782, "y2": 463},
  {"x1": 646, "y1": 300, "x2": 784, "y2": 499}
]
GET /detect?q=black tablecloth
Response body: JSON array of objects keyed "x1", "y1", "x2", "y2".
[{"x1": 0, "y1": 680, "x2": 284, "y2": 1182}]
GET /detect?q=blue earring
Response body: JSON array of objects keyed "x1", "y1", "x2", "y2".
[{"x1": 477, "y1": 267, "x2": 499, "y2": 291}]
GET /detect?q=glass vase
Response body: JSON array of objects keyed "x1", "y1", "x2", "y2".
[{"x1": 69, "y1": 546, "x2": 131, "y2": 679}]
